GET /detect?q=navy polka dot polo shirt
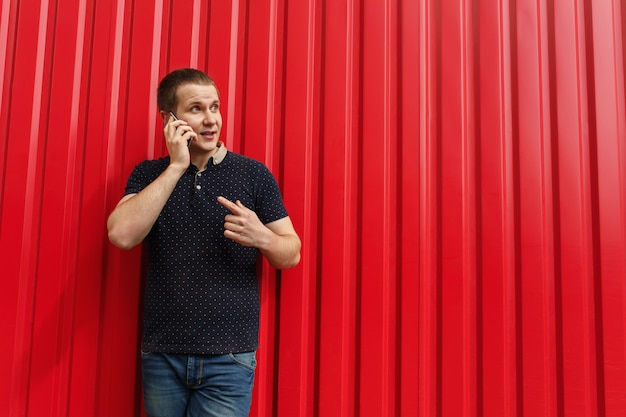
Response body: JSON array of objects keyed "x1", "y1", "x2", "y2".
[{"x1": 123, "y1": 145, "x2": 288, "y2": 354}]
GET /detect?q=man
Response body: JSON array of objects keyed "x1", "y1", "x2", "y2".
[{"x1": 107, "y1": 68, "x2": 301, "y2": 417}]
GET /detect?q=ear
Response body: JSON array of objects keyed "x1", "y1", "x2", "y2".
[{"x1": 159, "y1": 110, "x2": 170, "y2": 125}]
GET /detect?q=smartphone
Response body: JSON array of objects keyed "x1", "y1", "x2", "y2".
[{"x1": 169, "y1": 112, "x2": 192, "y2": 147}]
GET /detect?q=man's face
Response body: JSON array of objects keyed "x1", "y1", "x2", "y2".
[{"x1": 174, "y1": 83, "x2": 222, "y2": 152}]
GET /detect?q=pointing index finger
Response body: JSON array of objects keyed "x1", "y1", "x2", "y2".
[{"x1": 217, "y1": 196, "x2": 240, "y2": 214}]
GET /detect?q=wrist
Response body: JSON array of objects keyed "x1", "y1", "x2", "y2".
[
  {"x1": 257, "y1": 227, "x2": 276, "y2": 252},
  {"x1": 166, "y1": 162, "x2": 187, "y2": 177}
]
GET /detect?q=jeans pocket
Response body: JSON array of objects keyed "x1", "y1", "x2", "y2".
[{"x1": 228, "y1": 351, "x2": 257, "y2": 371}]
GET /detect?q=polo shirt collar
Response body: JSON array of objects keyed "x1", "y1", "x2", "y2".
[{"x1": 211, "y1": 141, "x2": 228, "y2": 165}]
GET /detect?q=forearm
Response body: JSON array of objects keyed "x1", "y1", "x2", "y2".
[
  {"x1": 107, "y1": 165, "x2": 185, "y2": 249},
  {"x1": 259, "y1": 232, "x2": 301, "y2": 270}
]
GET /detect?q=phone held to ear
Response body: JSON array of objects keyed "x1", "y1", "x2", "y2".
[{"x1": 169, "y1": 112, "x2": 191, "y2": 147}]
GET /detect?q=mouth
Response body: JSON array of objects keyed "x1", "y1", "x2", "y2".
[{"x1": 200, "y1": 130, "x2": 217, "y2": 140}]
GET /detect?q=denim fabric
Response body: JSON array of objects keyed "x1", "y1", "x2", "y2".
[{"x1": 141, "y1": 351, "x2": 256, "y2": 417}]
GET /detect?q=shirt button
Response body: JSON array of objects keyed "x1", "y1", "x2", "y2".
[{"x1": 196, "y1": 185, "x2": 201, "y2": 190}]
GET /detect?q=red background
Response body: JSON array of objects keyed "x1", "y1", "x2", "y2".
[{"x1": 1, "y1": 0, "x2": 625, "y2": 416}]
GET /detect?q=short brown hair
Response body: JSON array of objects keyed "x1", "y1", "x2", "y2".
[{"x1": 157, "y1": 68, "x2": 218, "y2": 112}]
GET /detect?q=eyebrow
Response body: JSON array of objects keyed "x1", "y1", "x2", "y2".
[{"x1": 187, "y1": 98, "x2": 220, "y2": 106}]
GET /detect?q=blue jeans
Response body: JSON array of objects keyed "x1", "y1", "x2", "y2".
[{"x1": 141, "y1": 351, "x2": 256, "y2": 417}]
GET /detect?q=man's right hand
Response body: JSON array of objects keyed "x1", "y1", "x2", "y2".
[{"x1": 164, "y1": 114, "x2": 196, "y2": 170}]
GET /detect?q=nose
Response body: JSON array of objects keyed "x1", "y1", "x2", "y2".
[{"x1": 203, "y1": 110, "x2": 217, "y2": 125}]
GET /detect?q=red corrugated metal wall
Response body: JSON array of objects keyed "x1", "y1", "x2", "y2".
[{"x1": 1, "y1": 0, "x2": 625, "y2": 416}]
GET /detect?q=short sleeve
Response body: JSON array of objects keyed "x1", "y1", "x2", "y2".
[
  {"x1": 254, "y1": 164, "x2": 289, "y2": 225},
  {"x1": 124, "y1": 158, "x2": 169, "y2": 196}
]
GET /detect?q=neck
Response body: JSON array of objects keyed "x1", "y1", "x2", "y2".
[{"x1": 190, "y1": 148, "x2": 219, "y2": 171}]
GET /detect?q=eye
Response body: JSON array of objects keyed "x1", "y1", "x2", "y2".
[
  {"x1": 191, "y1": 105, "x2": 201, "y2": 112},
  {"x1": 211, "y1": 103, "x2": 219, "y2": 112}
]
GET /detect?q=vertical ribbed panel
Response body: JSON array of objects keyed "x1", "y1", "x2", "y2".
[{"x1": 1, "y1": 0, "x2": 625, "y2": 416}]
